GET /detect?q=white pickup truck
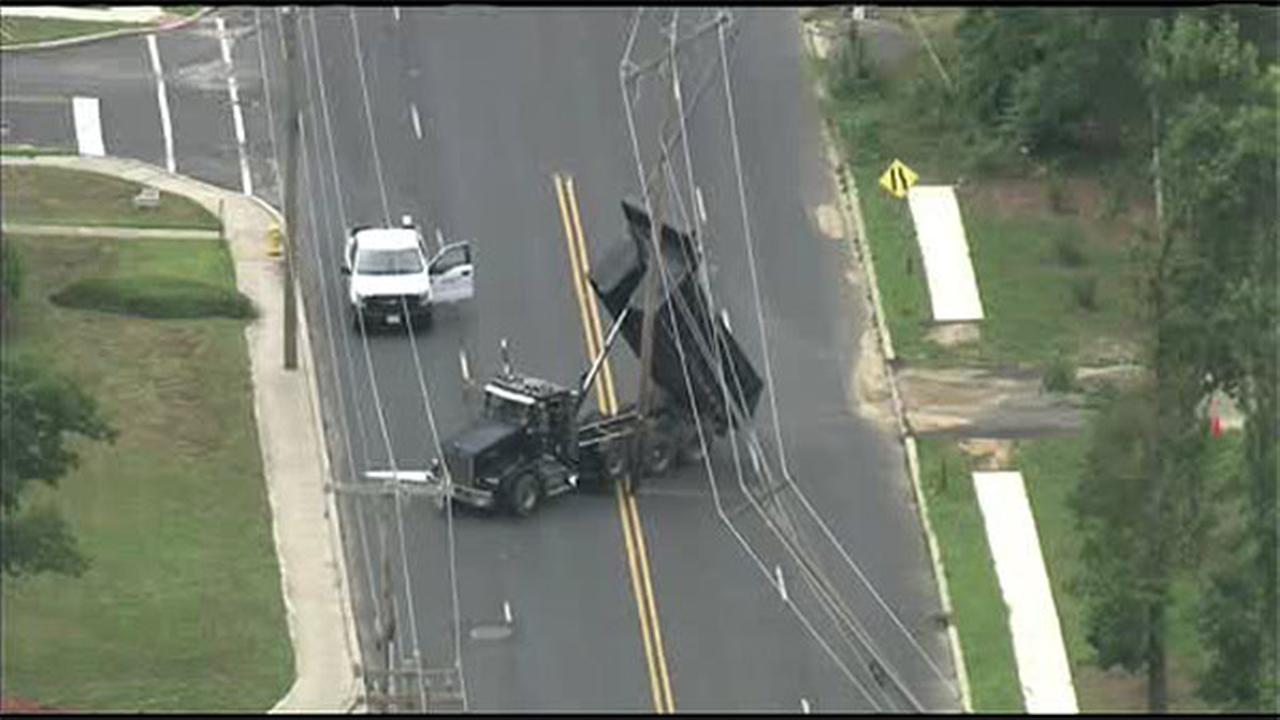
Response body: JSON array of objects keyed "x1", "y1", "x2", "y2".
[{"x1": 341, "y1": 216, "x2": 474, "y2": 331}]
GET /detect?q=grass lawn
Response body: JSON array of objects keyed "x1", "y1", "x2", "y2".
[
  {"x1": 915, "y1": 438, "x2": 1023, "y2": 712},
  {"x1": 0, "y1": 17, "x2": 139, "y2": 46},
  {"x1": 1, "y1": 144, "x2": 74, "y2": 157},
  {"x1": 0, "y1": 233, "x2": 289, "y2": 711},
  {"x1": 1, "y1": 166, "x2": 222, "y2": 231}
]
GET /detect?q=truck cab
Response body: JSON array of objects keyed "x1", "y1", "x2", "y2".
[
  {"x1": 341, "y1": 215, "x2": 474, "y2": 331},
  {"x1": 434, "y1": 373, "x2": 583, "y2": 516}
]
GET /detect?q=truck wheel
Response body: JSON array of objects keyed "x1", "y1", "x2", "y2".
[
  {"x1": 506, "y1": 473, "x2": 539, "y2": 517},
  {"x1": 601, "y1": 443, "x2": 628, "y2": 483},
  {"x1": 645, "y1": 433, "x2": 676, "y2": 476}
]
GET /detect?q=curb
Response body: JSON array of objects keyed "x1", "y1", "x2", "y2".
[
  {"x1": 800, "y1": 18, "x2": 973, "y2": 713},
  {"x1": 247, "y1": 193, "x2": 366, "y2": 715},
  {"x1": 0, "y1": 7, "x2": 214, "y2": 53}
]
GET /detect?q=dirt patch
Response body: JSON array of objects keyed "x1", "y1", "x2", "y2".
[
  {"x1": 957, "y1": 438, "x2": 1015, "y2": 470},
  {"x1": 926, "y1": 322, "x2": 980, "y2": 347},
  {"x1": 851, "y1": 321, "x2": 897, "y2": 431},
  {"x1": 813, "y1": 202, "x2": 845, "y2": 240},
  {"x1": 899, "y1": 365, "x2": 1089, "y2": 437},
  {"x1": 959, "y1": 175, "x2": 1155, "y2": 246},
  {"x1": 1077, "y1": 334, "x2": 1143, "y2": 366}
]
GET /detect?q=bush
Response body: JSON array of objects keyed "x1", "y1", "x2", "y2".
[
  {"x1": 1054, "y1": 232, "x2": 1089, "y2": 267},
  {"x1": 1072, "y1": 274, "x2": 1099, "y2": 311},
  {"x1": 50, "y1": 275, "x2": 256, "y2": 320},
  {"x1": 1042, "y1": 351, "x2": 1077, "y2": 393}
]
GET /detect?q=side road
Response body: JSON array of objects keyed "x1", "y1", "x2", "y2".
[{"x1": 1, "y1": 155, "x2": 362, "y2": 713}]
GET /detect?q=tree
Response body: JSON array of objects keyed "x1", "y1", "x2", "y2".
[
  {"x1": 1140, "y1": 12, "x2": 1278, "y2": 711},
  {"x1": 0, "y1": 358, "x2": 116, "y2": 578}
]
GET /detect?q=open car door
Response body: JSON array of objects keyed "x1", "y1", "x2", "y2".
[{"x1": 428, "y1": 241, "x2": 474, "y2": 303}]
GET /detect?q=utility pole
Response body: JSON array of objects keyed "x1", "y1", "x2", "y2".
[{"x1": 280, "y1": 6, "x2": 300, "y2": 370}]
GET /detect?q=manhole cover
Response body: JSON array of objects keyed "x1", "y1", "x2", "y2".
[{"x1": 468, "y1": 623, "x2": 513, "y2": 641}]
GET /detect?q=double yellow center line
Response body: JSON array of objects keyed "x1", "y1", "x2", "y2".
[{"x1": 553, "y1": 173, "x2": 676, "y2": 713}]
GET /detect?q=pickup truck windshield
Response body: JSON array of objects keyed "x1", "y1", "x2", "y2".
[{"x1": 356, "y1": 248, "x2": 424, "y2": 275}]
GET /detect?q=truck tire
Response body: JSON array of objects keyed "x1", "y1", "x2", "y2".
[
  {"x1": 506, "y1": 473, "x2": 539, "y2": 517},
  {"x1": 644, "y1": 433, "x2": 676, "y2": 476},
  {"x1": 601, "y1": 443, "x2": 628, "y2": 483}
]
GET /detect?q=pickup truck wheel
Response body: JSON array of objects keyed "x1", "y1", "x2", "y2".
[{"x1": 507, "y1": 473, "x2": 539, "y2": 517}]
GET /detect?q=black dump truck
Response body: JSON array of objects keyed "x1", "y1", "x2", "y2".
[{"x1": 369, "y1": 199, "x2": 763, "y2": 516}]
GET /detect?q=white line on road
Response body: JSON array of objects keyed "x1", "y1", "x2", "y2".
[
  {"x1": 145, "y1": 34, "x2": 176, "y2": 173},
  {"x1": 71, "y1": 96, "x2": 105, "y2": 157},
  {"x1": 459, "y1": 349, "x2": 471, "y2": 383},
  {"x1": 775, "y1": 565, "x2": 789, "y2": 602},
  {"x1": 800, "y1": 698, "x2": 811, "y2": 714},
  {"x1": 216, "y1": 16, "x2": 253, "y2": 195},
  {"x1": 502, "y1": 601, "x2": 513, "y2": 625},
  {"x1": 695, "y1": 184, "x2": 708, "y2": 224},
  {"x1": 435, "y1": 228, "x2": 444, "y2": 252},
  {"x1": 410, "y1": 102, "x2": 422, "y2": 140},
  {"x1": 393, "y1": 6, "x2": 401, "y2": 21},
  {"x1": 720, "y1": 307, "x2": 732, "y2": 333}
]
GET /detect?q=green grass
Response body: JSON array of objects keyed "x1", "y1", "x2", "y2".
[
  {"x1": 1, "y1": 144, "x2": 74, "y2": 157},
  {"x1": 165, "y1": 5, "x2": 204, "y2": 18},
  {"x1": 916, "y1": 438, "x2": 1025, "y2": 712},
  {"x1": 0, "y1": 17, "x2": 139, "y2": 46},
  {"x1": 1, "y1": 166, "x2": 222, "y2": 231},
  {"x1": 0, "y1": 234, "x2": 289, "y2": 711}
]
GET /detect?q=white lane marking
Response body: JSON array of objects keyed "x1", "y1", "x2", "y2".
[
  {"x1": 748, "y1": 438, "x2": 762, "y2": 477},
  {"x1": 720, "y1": 307, "x2": 732, "y2": 333},
  {"x1": 71, "y1": 96, "x2": 105, "y2": 157},
  {"x1": 393, "y1": 6, "x2": 401, "y2": 21},
  {"x1": 253, "y1": 7, "x2": 281, "y2": 190},
  {"x1": 695, "y1": 184, "x2": 707, "y2": 224},
  {"x1": 434, "y1": 228, "x2": 444, "y2": 253},
  {"x1": 410, "y1": 102, "x2": 422, "y2": 140},
  {"x1": 800, "y1": 698, "x2": 811, "y2": 714},
  {"x1": 216, "y1": 16, "x2": 253, "y2": 195},
  {"x1": 775, "y1": 565, "x2": 788, "y2": 602},
  {"x1": 502, "y1": 601, "x2": 512, "y2": 625},
  {"x1": 146, "y1": 35, "x2": 176, "y2": 173},
  {"x1": 459, "y1": 349, "x2": 471, "y2": 383}
]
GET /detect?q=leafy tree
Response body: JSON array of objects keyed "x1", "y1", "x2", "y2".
[{"x1": 0, "y1": 358, "x2": 116, "y2": 578}]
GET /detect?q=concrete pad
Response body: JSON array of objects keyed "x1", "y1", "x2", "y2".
[
  {"x1": 972, "y1": 471, "x2": 1078, "y2": 714},
  {"x1": 907, "y1": 185, "x2": 984, "y2": 322}
]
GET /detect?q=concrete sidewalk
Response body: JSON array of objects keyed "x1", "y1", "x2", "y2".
[
  {"x1": 1, "y1": 221, "x2": 222, "y2": 241},
  {"x1": 0, "y1": 6, "x2": 170, "y2": 24},
  {"x1": 2, "y1": 155, "x2": 363, "y2": 713}
]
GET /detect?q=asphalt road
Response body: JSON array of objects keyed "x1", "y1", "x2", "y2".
[{"x1": 1, "y1": 8, "x2": 959, "y2": 713}]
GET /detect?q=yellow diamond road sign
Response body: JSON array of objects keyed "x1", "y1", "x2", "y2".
[{"x1": 879, "y1": 159, "x2": 919, "y2": 199}]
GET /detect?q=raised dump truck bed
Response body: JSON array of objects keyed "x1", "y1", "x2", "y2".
[{"x1": 589, "y1": 198, "x2": 764, "y2": 435}]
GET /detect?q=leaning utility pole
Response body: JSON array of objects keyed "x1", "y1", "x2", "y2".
[{"x1": 280, "y1": 6, "x2": 300, "y2": 370}]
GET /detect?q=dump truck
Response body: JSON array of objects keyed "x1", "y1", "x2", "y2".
[{"x1": 365, "y1": 198, "x2": 763, "y2": 516}]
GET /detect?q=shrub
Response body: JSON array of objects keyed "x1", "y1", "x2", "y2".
[
  {"x1": 1042, "y1": 351, "x2": 1077, "y2": 393},
  {"x1": 1072, "y1": 274, "x2": 1099, "y2": 311},
  {"x1": 1054, "y1": 232, "x2": 1089, "y2": 268},
  {"x1": 50, "y1": 275, "x2": 256, "y2": 320}
]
